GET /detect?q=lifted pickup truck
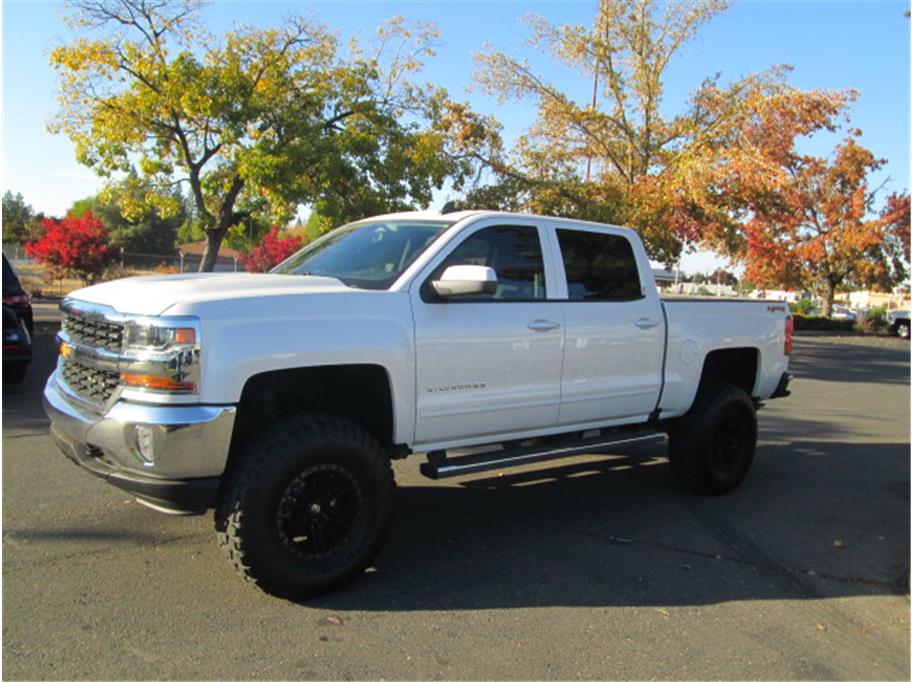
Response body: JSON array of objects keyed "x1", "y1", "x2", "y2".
[{"x1": 44, "y1": 211, "x2": 792, "y2": 599}]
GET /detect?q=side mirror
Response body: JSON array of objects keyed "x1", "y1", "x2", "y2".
[{"x1": 431, "y1": 265, "x2": 498, "y2": 298}]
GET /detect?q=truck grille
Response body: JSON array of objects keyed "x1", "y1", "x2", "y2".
[
  {"x1": 61, "y1": 358, "x2": 120, "y2": 404},
  {"x1": 62, "y1": 313, "x2": 123, "y2": 352}
]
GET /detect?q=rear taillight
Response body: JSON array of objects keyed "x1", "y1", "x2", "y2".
[
  {"x1": 2, "y1": 294, "x2": 29, "y2": 305},
  {"x1": 784, "y1": 315, "x2": 794, "y2": 356}
]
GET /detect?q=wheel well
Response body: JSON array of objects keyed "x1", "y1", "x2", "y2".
[
  {"x1": 229, "y1": 365, "x2": 395, "y2": 455},
  {"x1": 698, "y1": 348, "x2": 759, "y2": 395}
]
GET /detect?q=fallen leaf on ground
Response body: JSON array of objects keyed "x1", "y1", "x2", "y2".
[{"x1": 318, "y1": 616, "x2": 345, "y2": 626}]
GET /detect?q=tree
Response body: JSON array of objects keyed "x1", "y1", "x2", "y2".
[
  {"x1": 240, "y1": 225, "x2": 303, "y2": 273},
  {"x1": 25, "y1": 211, "x2": 116, "y2": 284},
  {"x1": 70, "y1": 177, "x2": 187, "y2": 254},
  {"x1": 708, "y1": 268, "x2": 738, "y2": 287},
  {"x1": 51, "y1": 1, "x2": 488, "y2": 272},
  {"x1": 471, "y1": 0, "x2": 852, "y2": 266},
  {"x1": 2, "y1": 191, "x2": 34, "y2": 244},
  {"x1": 742, "y1": 134, "x2": 910, "y2": 316}
]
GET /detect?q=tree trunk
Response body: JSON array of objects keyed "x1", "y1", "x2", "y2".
[
  {"x1": 197, "y1": 176, "x2": 246, "y2": 272},
  {"x1": 821, "y1": 279, "x2": 836, "y2": 317},
  {"x1": 199, "y1": 229, "x2": 225, "y2": 272}
]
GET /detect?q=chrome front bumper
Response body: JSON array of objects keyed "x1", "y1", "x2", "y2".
[{"x1": 44, "y1": 370, "x2": 236, "y2": 513}]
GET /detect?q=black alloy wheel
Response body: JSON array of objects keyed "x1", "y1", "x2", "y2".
[{"x1": 276, "y1": 464, "x2": 364, "y2": 560}]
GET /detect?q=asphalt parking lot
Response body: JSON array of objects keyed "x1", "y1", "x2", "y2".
[{"x1": 3, "y1": 329, "x2": 909, "y2": 680}]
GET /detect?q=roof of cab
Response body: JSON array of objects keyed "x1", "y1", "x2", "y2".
[
  {"x1": 358, "y1": 209, "x2": 631, "y2": 233},
  {"x1": 356, "y1": 209, "x2": 481, "y2": 223}
]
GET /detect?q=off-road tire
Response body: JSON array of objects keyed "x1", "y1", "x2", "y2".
[
  {"x1": 215, "y1": 414, "x2": 395, "y2": 600},
  {"x1": 668, "y1": 383, "x2": 757, "y2": 495}
]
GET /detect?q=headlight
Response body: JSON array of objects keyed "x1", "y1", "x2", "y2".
[
  {"x1": 124, "y1": 322, "x2": 196, "y2": 350},
  {"x1": 120, "y1": 317, "x2": 201, "y2": 394}
]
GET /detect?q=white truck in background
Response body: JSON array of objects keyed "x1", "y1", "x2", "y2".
[
  {"x1": 44, "y1": 210, "x2": 793, "y2": 600},
  {"x1": 887, "y1": 308, "x2": 910, "y2": 338}
]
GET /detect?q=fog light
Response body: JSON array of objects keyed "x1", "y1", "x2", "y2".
[{"x1": 134, "y1": 425, "x2": 155, "y2": 465}]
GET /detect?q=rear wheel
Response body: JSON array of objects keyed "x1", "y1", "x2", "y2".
[
  {"x1": 668, "y1": 383, "x2": 757, "y2": 494},
  {"x1": 215, "y1": 414, "x2": 395, "y2": 600},
  {"x1": 896, "y1": 321, "x2": 910, "y2": 339}
]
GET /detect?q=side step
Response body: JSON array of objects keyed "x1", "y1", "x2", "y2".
[{"x1": 419, "y1": 429, "x2": 667, "y2": 480}]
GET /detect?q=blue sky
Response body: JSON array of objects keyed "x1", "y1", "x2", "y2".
[{"x1": 2, "y1": 0, "x2": 909, "y2": 273}]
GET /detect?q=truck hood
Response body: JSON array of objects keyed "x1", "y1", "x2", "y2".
[{"x1": 69, "y1": 273, "x2": 352, "y2": 316}]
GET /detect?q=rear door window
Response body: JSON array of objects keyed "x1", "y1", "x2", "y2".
[{"x1": 556, "y1": 229, "x2": 642, "y2": 301}]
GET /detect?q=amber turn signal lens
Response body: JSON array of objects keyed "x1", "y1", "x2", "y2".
[
  {"x1": 120, "y1": 372, "x2": 196, "y2": 392},
  {"x1": 173, "y1": 328, "x2": 196, "y2": 345}
]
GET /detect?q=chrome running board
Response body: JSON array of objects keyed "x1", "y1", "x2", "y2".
[{"x1": 419, "y1": 429, "x2": 667, "y2": 480}]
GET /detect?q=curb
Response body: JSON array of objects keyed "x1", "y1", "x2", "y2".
[{"x1": 795, "y1": 330, "x2": 901, "y2": 339}]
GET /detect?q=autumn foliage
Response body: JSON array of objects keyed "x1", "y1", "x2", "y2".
[
  {"x1": 469, "y1": 0, "x2": 860, "y2": 266},
  {"x1": 25, "y1": 211, "x2": 115, "y2": 284},
  {"x1": 740, "y1": 133, "x2": 911, "y2": 315},
  {"x1": 240, "y1": 226, "x2": 304, "y2": 273}
]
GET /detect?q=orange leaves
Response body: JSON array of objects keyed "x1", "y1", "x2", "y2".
[{"x1": 739, "y1": 129, "x2": 910, "y2": 299}]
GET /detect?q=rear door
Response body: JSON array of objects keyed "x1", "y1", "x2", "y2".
[
  {"x1": 410, "y1": 219, "x2": 564, "y2": 446},
  {"x1": 547, "y1": 224, "x2": 665, "y2": 426}
]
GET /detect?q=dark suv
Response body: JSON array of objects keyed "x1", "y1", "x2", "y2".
[{"x1": 3, "y1": 254, "x2": 33, "y2": 383}]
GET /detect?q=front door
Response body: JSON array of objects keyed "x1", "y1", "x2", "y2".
[{"x1": 410, "y1": 222, "x2": 564, "y2": 446}]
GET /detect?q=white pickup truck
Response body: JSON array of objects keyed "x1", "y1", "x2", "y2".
[{"x1": 44, "y1": 210, "x2": 792, "y2": 599}]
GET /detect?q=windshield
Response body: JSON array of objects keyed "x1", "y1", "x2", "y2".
[{"x1": 272, "y1": 219, "x2": 452, "y2": 290}]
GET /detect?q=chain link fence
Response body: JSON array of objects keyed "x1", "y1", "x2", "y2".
[{"x1": 2, "y1": 245, "x2": 241, "y2": 273}]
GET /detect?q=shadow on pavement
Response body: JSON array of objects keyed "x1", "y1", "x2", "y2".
[
  {"x1": 790, "y1": 337, "x2": 910, "y2": 385},
  {"x1": 304, "y1": 436, "x2": 909, "y2": 612}
]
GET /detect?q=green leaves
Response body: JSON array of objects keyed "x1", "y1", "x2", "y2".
[{"x1": 51, "y1": 0, "x2": 488, "y2": 270}]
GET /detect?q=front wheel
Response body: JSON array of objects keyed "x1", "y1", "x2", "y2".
[
  {"x1": 896, "y1": 322, "x2": 910, "y2": 339},
  {"x1": 668, "y1": 383, "x2": 757, "y2": 495},
  {"x1": 215, "y1": 414, "x2": 395, "y2": 600}
]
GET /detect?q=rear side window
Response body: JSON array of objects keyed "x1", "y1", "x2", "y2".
[
  {"x1": 423, "y1": 225, "x2": 546, "y2": 302},
  {"x1": 557, "y1": 229, "x2": 642, "y2": 301}
]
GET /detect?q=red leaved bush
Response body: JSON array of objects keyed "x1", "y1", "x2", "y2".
[
  {"x1": 25, "y1": 211, "x2": 115, "y2": 284},
  {"x1": 240, "y1": 225, "x2": 303, "y2": 273}
]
